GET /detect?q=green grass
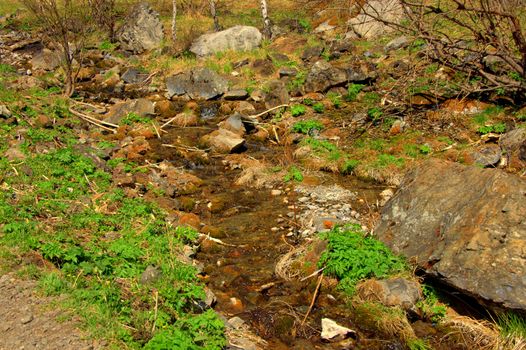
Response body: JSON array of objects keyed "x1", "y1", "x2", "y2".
[
  {"x1": 292, "y1": 120, "x2": 324, "y2": 134},
  {"x1": 497, "y1": 312, "x2": 526, "y2": 339},
  {"x1": 0, "y1": 121, "x2": 226, "y2": 348},
  {"x1": 318, "y1": 224, "x2": 407, "y2": 295}
]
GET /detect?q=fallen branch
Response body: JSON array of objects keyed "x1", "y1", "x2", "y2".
[
  {"x1": 300, "y1": 267, "x2": 325, "y2": 282},
  {"x1": 198, "y1": 233, "x2": 244, "y2": 247},
  {"x1": 301, "y1": 272, "x2": 324, "y2": 326},
  {"x1": 246, "y1": 104, "x2": 289, "y2": 123},
  {"x1": 68, "y1": 107, "x2": 118, "y2": 133}
]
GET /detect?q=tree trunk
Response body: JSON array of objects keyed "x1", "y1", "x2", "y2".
[
  {"x1": 209, "y1": 1, "x2": 220, "y2": 31},
  {"x1": 260, "y1": 0, "x2": 271, "y2": 38},
  {"x1": 172, "y1": 0, "x2": 177, "y2": 43}
]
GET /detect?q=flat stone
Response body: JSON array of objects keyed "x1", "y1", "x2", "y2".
[
  {"x1": 471, "y1": 144, "x2": 502, "y2": 167},
  {"x1": 201, "y1": 129, "x2": 246, "y2": 153},
  {"x1": 190, "y1": 26, "x2": 262, "y2": 57},
  {"x1": 278, "y1": 67, "x2": 298, "y2": 78},
  {"x1": 321, "y1": 318, "x2": 355, "y2": 341},
  {"x1": 356, "y1": 278, "x2": 421, "y2": 310},
  {"x1": 224, "y1": 89, "x2": 248, "y2": 101}
]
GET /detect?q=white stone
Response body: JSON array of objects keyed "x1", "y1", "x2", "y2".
[{"x1": 321, "y1": 318, "x2": 355, "y2": 341}]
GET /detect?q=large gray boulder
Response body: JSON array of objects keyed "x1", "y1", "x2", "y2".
[
  {"x1": 375, "y1": 159, "x2": 526, "y2": 311},
  {"x1": 348, "y1": 0, "x2": 404, "y2": 39},
  {"x1": 116, "y1": 3, "x2": 164, "y2": 53},
  {"x1": 190, "y1": 26, "x2": 262, "y2": 57},
  {"x1": 166, "y1": 68, "x2": 228, "y2": 100}
]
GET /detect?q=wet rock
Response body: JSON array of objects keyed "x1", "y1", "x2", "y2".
[
  {"x1": 105, "y1": 98, "x2": 155, "y2": 125},
  {"x1": 304, "y1": 60, "x2": 347, "y2": 93},
  {"x1": 321, "y1": 318, "x2": 356, "y2": 341},
  {"x1": 178, "y1": 213, "x2": 201, "y2": 229},
  {"x1": 116, "y1": 2, "x2": 164, "y2": 53},
  {"x1": 227, "y1": 316, "x2": 245, "y2": 329},
  {"x1": 190, "y1": 26, "x2": 262, "y2": 57},
  {"x1": 140, "y1": 265, "x2": 161, "y2": 285},
  {"x1": 264, "y1": 80, "x2": 290, "y2": 109},
  {"x1": 219, "y1": 113, "x2": 246, "y2": 136},
  {"x1": 171, "y1": 110, "x2": 200, "y2": 127},
  {"x1": 121, "y1": 68, "x2": 149, "y2": 84},
  {"x1": 375, "y1": 159, "x2": 526, "y2": 311},
  {"x1": 471, "y1": 144, "x2": 501, "y2": 167},
  {"x1": 224, "y1": 89, "x2": 249, "y2": 101},
  {"x1": 356, "y1": 278, "x2": 421, "y2": 310},
  {"x1": 301, "y1": 46, "x2": 323, "y2": 62},
  {"x1": 30, "y1": 48, "x2": 61, "y2": 71},
  {"x1": 385, "y1": 36, "x2": 410, "y2": 52},
  {"x1": 348, "y1": 0, "x2": 404, "y2": 39},
  {"x1": 166, "y1": 68, "x2": 228, "y2": 100},
  {"x1": 0, "y1": 105, "x2": 12, "y2": 118},
  {"x1": 201, "y1": 129, "x2": 246, "y2": 153}
]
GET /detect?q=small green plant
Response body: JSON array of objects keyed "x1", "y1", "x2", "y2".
[
  {"x1": 346, "y1": 83, "x2": 365, "y2": 102},
  {"x1": 341, "y1": 159, "x2": 360, "y2": 174},
  {"x1": 287, "y1": 70, "x2": 306, "y2": 91},
  {"x1": 98, "y1": 40, "x2": 116, "y2": 51},
  {"x1": 327, "y1": 92, "x2": 342, "y2": 108},
  {"x1": 367, "y1": 107, "x2": 383, "y2": 123},
  {"x1": 290, "y1": 104, "x2": 307, "y2": 117},
  {"x1": 419, "y1": 144, "x2": 432, "y2": 155},
  {"x1": 407, "y1": 338, "x2": 431, "y2": 350},
  {"x1": 121, "y1": 112, "x2": 150, "y2": 125},
  {"x1": 292, "y1": 120, "x2": 324, "y2": 134},
  {"x1": 319, "y1": 224, "x2": 407, "y2": 295},
  {"x1": 477, "y1": 122, "x2": 506, "y2": 134},
  {"x1": 0, "y1": 63, "x2": 15, "y2": 74},
  {"x1": 284, "y1": 166, "x2": 303, "y2": 182},
  {"x1": 298, "y1": 18, "x2": 312, "y2": 32},
  {"x1": 497, "y1": 312, "x2": 526, "y2": 339},
  {"x1": 303, "y1": 98, "x2": 314, "y2": 106},
  {"x1": 417, "y1": 285, "x2": 447, "y2": 323},
  {"x1": 312, "y1": 102, "x2": 325, "y2": 113}
]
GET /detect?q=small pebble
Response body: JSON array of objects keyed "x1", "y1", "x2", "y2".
[
  {"x1": 271, "y1": 189, "x2": 282, "y2": 196},
  {"x1": 20, "y1": 314, "x2": 33, "y2": 325}
]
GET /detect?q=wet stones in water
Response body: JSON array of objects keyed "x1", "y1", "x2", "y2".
[
  {"x1": 201, "y1": 129, "x2": 246, "y2": 154},
  {"x1": 356, "y1": 278, "x2": 422, "y2": 311}
]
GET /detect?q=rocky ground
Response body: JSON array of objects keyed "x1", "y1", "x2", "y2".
[{"x1": 1, "y1": 1, "x2": 525, "y2": 349}]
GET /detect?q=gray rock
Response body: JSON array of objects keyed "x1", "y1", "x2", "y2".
[
  {"x1": 0, "y1": 105, "x2": 12, "y2": 118},
  {"x1": 348, "y1": 0, "x2": 404, "y2": 39},
  {"x1": 301, "y1": 46, "x2": 323, "y2": 62},
  {"x1": 356, "y1": 278, "x2": 421, "y2": 310},
  {"x1": 500, "y1": 128, "x2": 526, "y2": 153},
  {"x1": 219, "y1": 113, "x2": 246, "y2": 136},
  {"x1": 278, "y1": 67, "x2": 298, "y2": 78},
  {"x1": 166, "y1": 68, "x2": 228, "y2": 100},
  {"x1": 264, "y1": 80, "x2": 290, "y2": 109},
  {"x1": 224, "y1": 89, "x2": 249, "y2": 101},
  {"x1": 227, "y1": 316, "x2": 245, "y2": 329},
  {"x1": 190, "y1": 26, "x2": 262, "y2": 57},
  {"x1": 30, "y1": 48, "x2": 61, "y2": 71},
  {"x1": 121, "y1": 68, "x2": 149, "y2": 84},
  {"x1": 204, "y1": 287, "x2": 217, "y2": 307},
  {"x1": 201, "y1": 129, "x2": 246, "y2": 153},
  {"x1": 472, "y1": 144, "x2": 501, "y2": 167},
  {"x1": 375, "y1": 159, "x2": 526, "y2": 311},
  {"x1": 140, "y1": 265, "x2": 161, "y2": 284},
  {"x1": 385, "y1": 36, "x2": 410, "y2": 52},
  {"x1": 304, "y1": 60, "x2": 347, "y2": 93},
  {"x1": 116, "y1": 2, "x2": 164, "y2": 53},
  {"x1": 105, "y1": 98, "x2": 155, "y2": 124}
]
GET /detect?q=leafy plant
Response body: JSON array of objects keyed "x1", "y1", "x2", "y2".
[
  {"x1": 346, "y1": 83, "x2": 365, "y2": 102},
  {"x1": 477, "y1": 122, "x2": 506, "y2": 134},
  {"x1": 319, "y1": 225, "x2": 407, "y2": 295},
  {"x1": 284, "y1": 166, "x2": 303, "y2": 182},
  {"x1": 121, "y1": 112, "x2": 150, "y2": 125},
  {"x1": 290, "y1": 104, "x2": 307, "y2": 117},
  {"x1": 367, "y1": 107, "x2": 383, "y2": 123},
  {"x1": 312, "y1": 102, "x2": 325, "y2": 113},
  {"x1": 341, "y1": 159, "x2": 360, "y2": 174},
  {"x1": 292, "y1": 120, "x2": 324, "y2": 134},
  {"x1": 327, "y1": 92, "x2": 342, "y2": 108},
  {"x1": 417, "y1": 285, "x2": 447, "y2": 323},
  {"x1": 419, "y1": 144, "x2": 432, "y2": 155}
]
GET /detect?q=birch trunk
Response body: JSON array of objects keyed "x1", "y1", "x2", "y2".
[
  {"x1": 209, "y1": 0, "x2": 220, "y2": 31},
  {"x1": 260, "y1": 0, "x2": 271, "y2": 38},
  {"x1": 171, "y1": 0, "x2": 177, "y2": 43}
]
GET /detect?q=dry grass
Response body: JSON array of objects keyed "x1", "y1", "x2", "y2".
[
  {"x1": 443, "y1": 315, "x2": 526, "y2": 350},
  {"x1": 275, "y1": 244, "x2": 308, "y2": 281}
]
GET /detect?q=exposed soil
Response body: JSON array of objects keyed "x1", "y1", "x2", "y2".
[{"x1": 0, "y1": 273, "x2": 102, "y2": 350}]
